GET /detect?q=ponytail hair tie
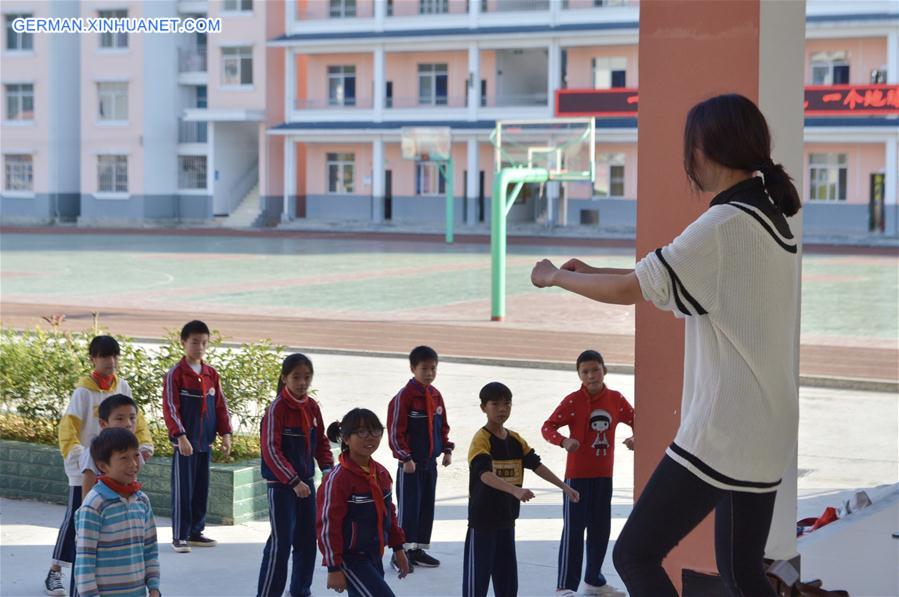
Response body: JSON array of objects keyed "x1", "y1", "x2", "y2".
[{"x1": 755, "y1": 159, "x2": 776, "y2": 174}]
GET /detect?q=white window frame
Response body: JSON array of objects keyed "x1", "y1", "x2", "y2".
[
  {"x1": 329, "y1": 0, "x2": 357, "y2": 17},
  {"x1": 97, "y1": 82, "x2": 128, "y2": 122},
  {"x1": 415, "y1": 161, "x2": 446, "y2": 196},
  {"x1": 327, "y1": 65, "x2": 356, "y2": 106},
  {"x1": 5, "y1": 83, "x2": 34, "y2": 122},
  {"x1": 178, "y1": 155, "x2": 208, "y2": 190},
  {"x1": 97, "y1": 155, "x2": 128, "y2": 195},
  {"x1": 419, "y1": 0, "x2": 449, "y2": 14},
  {"x1": 810, "y1": 51, "x2": 849, "y2": 86},
  {"x1": 592, "y1": 56, "x2": 627, "y2": 89},
  {"x1": 594, "y1": 152, "x2": 626, "y2": 197},
  {"x1": 326, "y1": 152, "x2": 355, "y2": 194},
  {"x1": 221, "y1": 46, "x2": 253, "y2": 87},
  {"x1": 808, "y1": 153, "x2": 847, "y2": 202},
  {"x1": 4, "y1": 154, "x2": 33, "y2": 192},
  {"x1": 418, "y1": 63, "x2": 448, "y2": 106},
  {"x1": 5, "y1": 13, "x2": 33, "y2": 52},
  {"x1": 223, "y1": 0, "x2": 253, "y2": 13},
  {"x1": 98, "y1": 9, "x2": 128, "y2": 49}
]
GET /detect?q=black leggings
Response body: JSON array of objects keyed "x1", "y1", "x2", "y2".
[{"x1": 612, "y1": 455, "x2": 777, "y2": 597}]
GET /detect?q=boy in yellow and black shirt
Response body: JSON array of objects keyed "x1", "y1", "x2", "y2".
[{"x1": 464, "y1": 382, "x2": 579, "y2": 597}]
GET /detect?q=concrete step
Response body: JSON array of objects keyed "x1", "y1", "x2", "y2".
[{"x1": 221, "y1": 185, "x2": 260, "y2": 228}]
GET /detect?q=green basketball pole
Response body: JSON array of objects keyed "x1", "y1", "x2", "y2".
[{"x1": 491, "y1": 167, "x2": 548, "y2": 321}]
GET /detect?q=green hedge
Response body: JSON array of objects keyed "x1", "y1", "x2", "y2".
[{"x1": 0, "y1": 320, "x2": 284, "y2": 462}]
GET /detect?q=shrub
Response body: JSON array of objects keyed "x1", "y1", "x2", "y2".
[{"x1": 0, "y1": 320, "x2": 283, "y2": 462}]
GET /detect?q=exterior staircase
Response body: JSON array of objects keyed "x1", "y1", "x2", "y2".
[{"x1": 221, "y1": 184, "x2": 260, "y2": 228}]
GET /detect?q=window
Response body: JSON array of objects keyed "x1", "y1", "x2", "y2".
[
  {"x1": 97, "y1": 155, "x2": 128, "y2": 193},
  {"x1": 5, "y1": 13, "x2": 32, "y2": 51},
  {"x1": 594, "y1": 152, "x2": 625, "y2": 197},
  {"x1": 327, "y1": 152, "x2": 354, "y2": 193},
  {"x1": 97, "y1": 82, "x2": 128, "y2": 121},
  {"x1": 415, "y1": 161, "x2": 446, "y2": 195},
  {"x1": 4, "y1": 154, "x2": 32, "y2": 191},
  {"x1": 222, "y1": 46, "x2": 253, "y2": 86},
  {"x1": 98, "y1": 9, "x2": 128, "y2": 49},
  {"x1": 330, "y1": 0, "x2": 356, "y2": 17},
  {"x1": 871, "y1": 69, "x2": 887, "y2": 84},
  {"x1": 593, "y1": 57, "x2": 626, "y2": 89},
  {"x1": 223, "y1": 0, "x2": 253, "y2": 12},
  {"x1": 178, "y1": 156, "x2": 207, "y2": 189},
  {"x1": 5, "y1": 84, "x2": 33, "y2": 121},
  {"x1": 808, "y1": 153, "x2": 847, "y2": 201},
  {"x1": 810, "y1": 51, "x2": 849, "y2": 85},
  {"x1": 419, "y1": 0, "x2": 448, "y2": 14},
  {"x1": 328, "y1": 65, "x2": 356, "y2": 106},
  {"x1": 196, "y1": 85, "x2": 208, "y2": 108},
  {"x1": 418, "y1": 64, "x2": 448, "y2": 106}
]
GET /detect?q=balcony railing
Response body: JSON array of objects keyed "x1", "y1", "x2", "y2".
[
  {"x1": 296, "y1": 1, "x2": 374, "y2": 20},
  {"x1": 178, "y1": 119, "x2": 208, "y2": 143},
  {"x1": 389, "y1": 0, "x2": 468, "y2": 17},
  {"x1": 294, "y1": 97, "x2": 374, "y2": 110},
  {"x1": 387, "y1": 95, "x2": 467, "y2": 108},
  {"x1": 483, "y1": 93, "x2": 549, "y2": 107},
  {"x1": 481, "y1": 0, "x2": 550, "y2": 12},
  {"x1": 561, "y1": 0, "x2": 637, "y2": 8},
  {"x1": 178, "y1": 47, "x2": 207, "y2": 73}
]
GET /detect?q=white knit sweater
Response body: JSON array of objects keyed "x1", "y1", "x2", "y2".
[{"x1": 634, "y1": 177, "x2": 799, "y2": 493}]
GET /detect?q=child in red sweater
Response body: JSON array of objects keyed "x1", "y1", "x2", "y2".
[{"x1": 542, "y1": 350, "x2": 634, "y2": 597}]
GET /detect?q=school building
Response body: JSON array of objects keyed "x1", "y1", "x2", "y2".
[{"x1": 2, "y1": 0, "x2": 897, "y2": 237}]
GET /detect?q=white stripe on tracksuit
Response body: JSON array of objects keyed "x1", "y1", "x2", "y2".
[
  {"x1": 164, "y1": 368, "x2": 186, "y2": 435},
  {"x1": 341, "y1": 563, "x2": 374, "y2": 597},
  {"x1": 557, "y1": 480, "x2": 572, "y2": 588},
  {"x1": 389, "y1": 390, "x2": 410, "y2": 461},
  {"x1": 265, "y1": 397, "x2": 297, "y2": 482},
  {"x1": 259, "y1": 487, "x2": 279, "y2": 596},
  {"x1": 319, "y1": 464, "x2": 342, "y2": 566}
]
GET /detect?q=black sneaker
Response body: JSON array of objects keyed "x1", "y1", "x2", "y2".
[
  {"x1": 188, "y1": 533, "x2": 217, "y2": 547},
  {"x1": 44, "y1": 569, "x2": 66, "y2": 596},
  {"x1": 172, "y1": 539, "x2": 192, "y2": 553},
  {"x1": 408, "y1": 548, "x2": 440, "y2": 568},
  {"x1": 390, "y1": 552, "x2": 413, "y2": 574}
]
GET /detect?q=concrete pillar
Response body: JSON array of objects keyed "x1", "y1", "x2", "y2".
[
  {"x1": 468, "y1": 0, "x2": 479, "y2": 29},
  {"x1": 286, "y1": 49, "x2": 296, "y2": 116},
  {"x1": 887, "y1": 30, "x2": 898, "y2": 84},
  {"x1": 468, "y1": 43, "x2": 480, "y2": 120},
  {"x1": 283, "y1": 137, "x2": 295, "y2": 222},
  {"x1": 374, "y1": 46, "x2": 385, "y2": 119},
  {"x1": 885, "y1": 139, "x2": 898, "y2": 236},
  {"x1": 372, "y1": 138, "x2": 385, "y2": 223},
  {"x1": 375, "y1": 0, "x2": 386, "y2": 31},
  {"x1": 466, "y1": 138, "x2": 478, "y2": 225},
  {"x1": 548, "y1": 41, "x2": 561, "y2": 116},
  {"x1": 635, "y1": 0, "x2": 805, "y2": 588},
  {"x1": 285, "y1": 0, "x2": 295, "y2": 31},
  {"x1": 546, "y1": 181, "x2": 560, "y2": 227}
]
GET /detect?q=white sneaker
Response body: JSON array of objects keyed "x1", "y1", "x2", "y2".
[
  {"x1": 584, "y1": 583, "x2": 626, "y2": 596},
  {"x1": 44, "y1": 569, "x2": 66, "y2": 596},
  {"x1": 555, "y1": 590, "x2": 577, "y2": 597}
]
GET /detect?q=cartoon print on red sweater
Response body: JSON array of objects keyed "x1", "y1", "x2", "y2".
[{"x1": 590, "y1": 409, "x2": 612, "y2": 456}]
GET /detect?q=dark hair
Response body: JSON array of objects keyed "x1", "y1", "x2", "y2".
[
  {"x1": 89, "y1": 335, "x2": 121, "y2": 358},
  {"x1": 180, "y1": 320, "x2": 210, "y2": 341},
  {"x1": 409, "y1": 345, "x2": 439, "y2": 367},
  {"x1": 98, "y1": 394, "x2": 137, "y2": 421},
  {"x1": 326, "y1": 408, "x2": 384, "y2": 452},
  {"x1": 683, "y1": 94, "x2": 801, "y2": 216},
  {"x1": 590, "y1": 412, "x2": 611, "y2": 424},
  {"x1": 90, "y1": 427, "x2": 139, "y2": 467},
  {"x1": 277, "y1": 353, "x2": 314, "y2": 393},
  {"x1": 576, "y1": 350, "x2": 605, "y2": 371},
  {"x1": 479, "y1": 381, "x2": 512, "y2": 405}
]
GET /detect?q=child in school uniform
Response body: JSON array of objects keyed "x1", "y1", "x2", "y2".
[
  {"x1": 257, "y1": 354, "x2": 333, "y2": 597},
  {"x1": 542, "y1": 350, "x2": 634, "y2": 597},
  {"x1": 317, "y1": 409, "x2": 410, "y2": 597},
  {"x1": 464, "y1": 382, "x2": 579, "y2": 597},
  {"x1": 386, "y1": 345, "x2": 453, "y2": 570}
]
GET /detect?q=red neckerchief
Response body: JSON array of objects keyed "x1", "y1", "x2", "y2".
[
  {"x1": 91, "y1": 371, "x2": 115, "y2": 391},
  {"x1": 340, "y1": 454, "x2": 387, "y2": 556},
  {"x1": 424, "y1": 385, "x2": 435, "y2": 457},
  {"x1": 100, "y1": 475, "x2": 142, "y2": 498},
  {"x1": 282, "y1": 387, "x2": 312, "y2": 453},
  {"x1": 181, "y1": 358, "x2": 209, "y2": 417}
]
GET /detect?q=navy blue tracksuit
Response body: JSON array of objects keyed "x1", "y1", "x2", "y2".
[
  {"x1": 162, "y1": 358, "x2": 232, "y2": 542},
  {"x1": 387, "y1": 379, "x2": 453, "y2": 548},
  {"x1": 257, "y1": 390, "x2": 333, "y2": 597},
  {"x1": 463, "y1": 528, "x2": 518, "y2": 597},
  {"x1": 557, "y1": 477, "x2": 613, "y2": 591}
]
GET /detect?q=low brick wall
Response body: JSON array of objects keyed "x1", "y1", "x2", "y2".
[{"x1": 0, "y1": 440, "x2": 268, "y2": 524}]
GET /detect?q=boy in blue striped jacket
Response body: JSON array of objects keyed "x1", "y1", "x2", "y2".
[{"x1": 75, "y1": 428, "x2": 160, "y2": 597}]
